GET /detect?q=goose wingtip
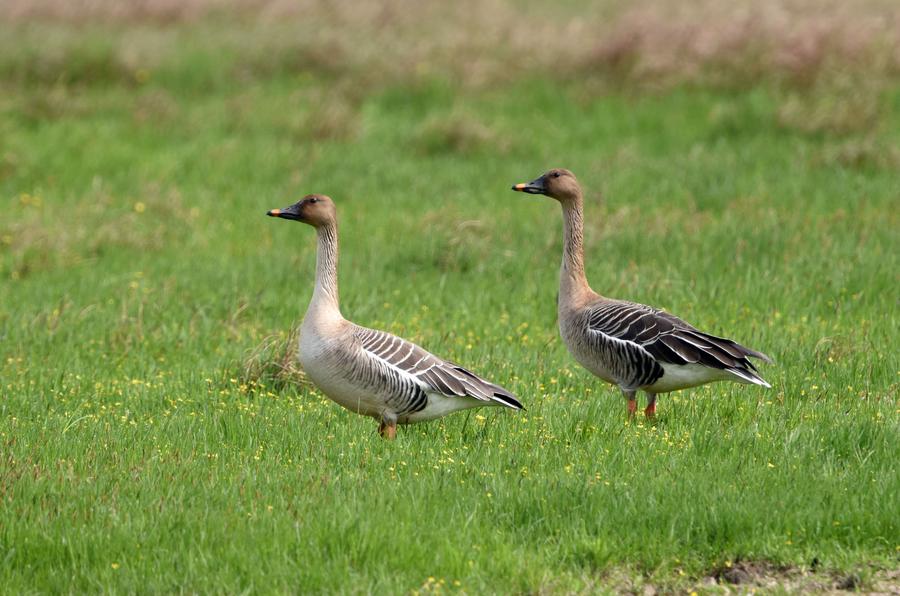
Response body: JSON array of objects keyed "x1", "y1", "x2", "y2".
[{"x1": 495, "y1": 392, "x2": 524, "y2": 410}]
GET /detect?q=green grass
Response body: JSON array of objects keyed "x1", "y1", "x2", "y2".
[{"x1": 1, "y1": 18, "x2": 899, "y2": 593}]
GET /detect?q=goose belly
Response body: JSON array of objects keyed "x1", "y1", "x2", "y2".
[
  {"x1": 560, "y1": 325, "x2": 620, "y2": 386},
  {"x1": 298, "y1": 336, "x2": 383, "y2": 418},
  {"x1": 570, "y1": 347, "x2": 620, "y2": 385},
  {"x1": 401, "y1": 393, "x2": 487, "y2": 424},
  {"x1": 644, "y1": 363, "x2": 733, "y2": 393},
  {"x1": 307, "y1": 367, "x2": 385, "y2": 418}
]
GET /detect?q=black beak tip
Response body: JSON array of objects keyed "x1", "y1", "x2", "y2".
[{"x1": 512, "y1": 177, "x2": 545, "y2": 195}]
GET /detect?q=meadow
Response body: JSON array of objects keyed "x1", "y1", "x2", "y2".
[{"x1": 1, "y1": 1, "x2": 899, "y2": 592}]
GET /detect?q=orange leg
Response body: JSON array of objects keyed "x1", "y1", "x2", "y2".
[
  {"x1": 626, "y1": 389, "x2": 638, "y2": 419},
  {"x1": 627, "y1": 400, "x2": 637, "y2": 417},
  {"x1": 644, "y1": 393, "x2": 657, "y2": 418},
  {"x1": 624, "y1": 389, "x2": 638, "y2": 419},
  {"x1": 378, "y1": 420, "x2": 397, "y2": 440}
]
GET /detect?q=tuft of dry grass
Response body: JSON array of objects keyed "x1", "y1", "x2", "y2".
[
  {"x1": 413, "y1": 110, "x2": 508, "y2": 156},
  {"x1": 237, "y1": 328, "x2": 311, "y2": 392},
  {"x1": 412, "y1": 208, "x2": 501, "y2": 274},
  {"x1": 298, "y1": 86, "x2": 363, "y2": 142},
  {"x1": 775, "y1": 71, "x2": 888, "y2": 135},
  {"x1": 814, "y1": 137, "x2": 900, "y2": 170}
]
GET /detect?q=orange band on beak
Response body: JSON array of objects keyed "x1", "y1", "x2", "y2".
[
  {"x1": 269, "y1": 209, "x2": 281, "y2": 215},
  {"x1": 513, "y1": 183, "x2": 527, "y2": 191}
]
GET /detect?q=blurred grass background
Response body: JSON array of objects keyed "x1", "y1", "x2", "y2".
[{"x1": 1, "y1": 0, "x2": 899, "y2": 592}]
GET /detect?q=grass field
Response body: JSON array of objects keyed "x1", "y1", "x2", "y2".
[{"x1": 1, "y1": 2, "x2": 899, "y2": 592}]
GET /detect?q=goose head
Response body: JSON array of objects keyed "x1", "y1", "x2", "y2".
[
  {"x1": 267, "y1": 194, "x2": 336, "y2": 227},
  {"x1": 512, "y1": 168, "x2": 580, "y2": 202}
]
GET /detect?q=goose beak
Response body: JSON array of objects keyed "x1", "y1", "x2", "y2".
[
  {"x1": 267, "y1": 203, "x2": 303, "y2": 221},
  {"x1": 511, "y1": 175, "x2": 546, "y2": 195}
]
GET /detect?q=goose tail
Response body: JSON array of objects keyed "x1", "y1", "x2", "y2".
[{"x1": 695, "y1": 332, "x2": 773, "y2": 387}]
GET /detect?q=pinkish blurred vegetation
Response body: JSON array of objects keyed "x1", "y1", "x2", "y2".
[{"x1": 1, "y1": 0, "x2": 898, "y2": 90}]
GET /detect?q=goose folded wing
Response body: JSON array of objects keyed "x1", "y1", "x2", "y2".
[
  {"x1": 587, "y1": 301, "x2": 769, "y2": 372},
  {"x1": 355, "y1": 327, "x2": 522, "y2": 409}
]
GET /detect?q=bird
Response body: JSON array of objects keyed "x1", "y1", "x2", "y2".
[
  {"x1": 511, "y1": 169, "x2": 772, "y2": 418},
  {"x1": 267, "y1": 194, "x2": 522, "y2": 439}
]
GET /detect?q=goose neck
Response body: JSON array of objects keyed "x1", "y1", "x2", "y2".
[
  {"x1": 309, "y1": 223, "x2": 341, "y2": 317},
  {"x1": 559, "y1": 195, "x2": 591, "y2": 304}
]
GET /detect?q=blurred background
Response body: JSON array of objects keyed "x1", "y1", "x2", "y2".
[{"x1": 4, "y1": 0, "x2": 899, "y2": 89}]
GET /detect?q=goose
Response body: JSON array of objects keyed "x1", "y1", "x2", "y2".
[
  {"x1": 267, "y1": 194, "x2": 523, "y2": 439},
  {"x1": 511, "y1": 169, "x2": 772, "y2": 418}
]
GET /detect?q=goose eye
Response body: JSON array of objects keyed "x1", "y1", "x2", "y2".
[
  {"x1": 309, "y1": 198, "x2": 318, "y2": 204},
  {"x1": 552, "y1": 172, "x2": 561, "y2": 178}
]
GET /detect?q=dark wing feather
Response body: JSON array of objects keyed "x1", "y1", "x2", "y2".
[
  {"x1": 355, "y1": 327, "x2": 522, "y2": 410},
  {"x1": 588, "y1": 300, "x2": 771, "y2": 384}
]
